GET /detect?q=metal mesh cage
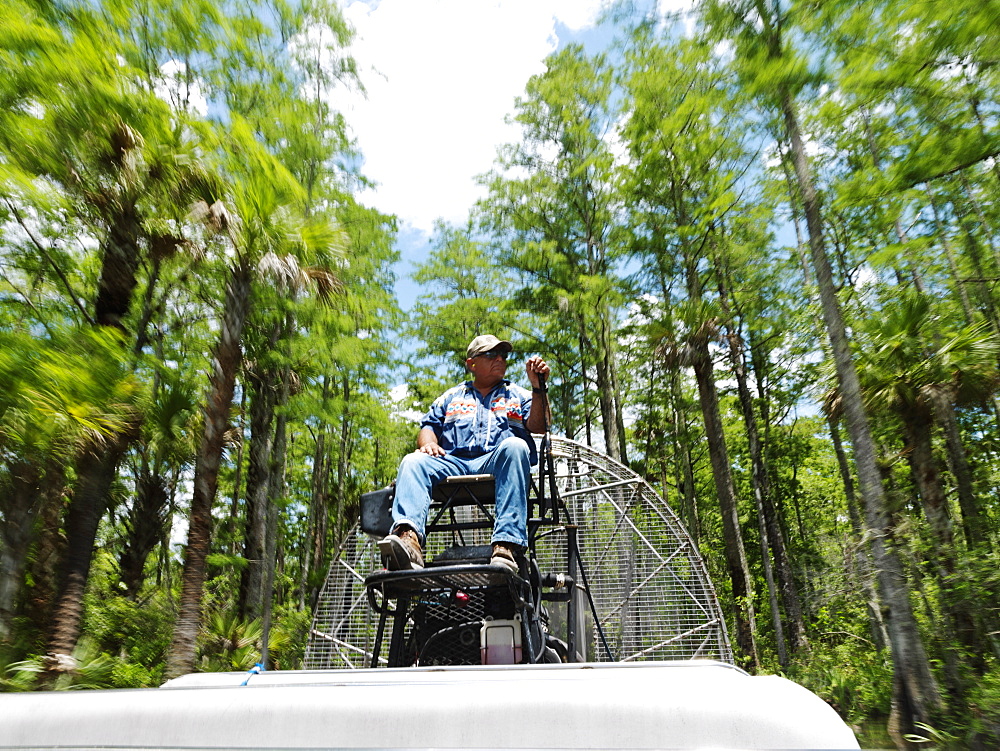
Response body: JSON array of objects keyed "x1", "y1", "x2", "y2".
[{"x1": 304, "y1": 436, "x2": 733, "y2": 668}]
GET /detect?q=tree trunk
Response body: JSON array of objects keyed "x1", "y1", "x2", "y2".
[
  {"x1": 593, "y1": 310, "x2": 624, "y2": 463},
  {"x1": 690, "y1": 335, "x2": 760, "y2": 671},
  {"x1": 228, "y1": 386, "x2": 248, "y2": 556},
  {"x1": 334, "y1": 375, "x2": 355, "y2": 544},
  {"x1": 94, "y1": 203, "x2": 143, "y2": 330},
  {"x1": 239, "y1": 363, "x2": 279, "y2": 620},
  {"x1": 119, "y1": 471, "x2": 170, "y2": 601},
  {"x1": 668, "y1": 365, "x2": 699, "y2": 543},
  {"x1": 304, "y1": 404, "x2": 330, "y2": 609},
  {"x1": 0, "y1": 462, "x2": 43, "y2": 641},
  {"x1": 166, "y1": 260, "x2": 252, "y2": 679},
  {"x1": 577, "y1": 325, "x2": 593, "y2": 448},
  {"x1": 902, "y1": 411, "x2": 958, "y2": 568},
  {"x1": 43, "y1": 199, "x2": 146, "y2": 666},
  {"x1": 46, "y1": 431, "x2": 134, "y2": 662},
  {"x1": 22, "y1": 462, "x2": 67, "y2": 637},
  {"x1": 261, "y1": 362, "x2": 291, "y2": 668},
  {"x1": 929, "y1": 393, "x2": 986, "y2": 551},
  {"x1": 781, "y1": 90, "x2": 943, "y2": 734},
  {"x1": 607, "y1": 318, "x2": 629, "y2": 464},
  {"x1": 721, "y1": 289, "x2": 809, "y2": 659},
  {"x1": 900, "y1": 410, "x2": 980, "y2": 677},
  {"x1": 714, "y1": 323, "x2": 786, "y2": 667},
  {"x1": 120, "y1": 340, "x2": 174, "y2": 600},
  {"x1": 827, "y1": 415, "x2": 889, "y2": 651}
]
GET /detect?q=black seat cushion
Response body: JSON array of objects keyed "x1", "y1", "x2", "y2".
[{"x1": 428, "y1": 544, "x2": 493, "y2": 566}]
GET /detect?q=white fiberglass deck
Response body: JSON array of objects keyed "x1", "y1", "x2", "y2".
[{"x1": 0, "y1": 661, "x2": 859, "y2": 749}]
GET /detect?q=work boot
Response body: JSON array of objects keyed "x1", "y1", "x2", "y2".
[
  {"x1": 378, "y1": 527, "x2": 424, "y2": 570},
  {"x1": 490, "y1": 542, "x2": 519, "y2": 573}
]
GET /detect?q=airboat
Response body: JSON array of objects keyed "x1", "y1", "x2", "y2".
[{"x1": 0, "y1": 435, "x2": 859, "y2": 749}]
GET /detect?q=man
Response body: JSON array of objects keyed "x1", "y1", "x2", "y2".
[{"x1": 379, "y1": 334, "x2": 551, "y2": 573}]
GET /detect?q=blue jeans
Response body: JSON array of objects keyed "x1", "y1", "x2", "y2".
[{"x1": 391, "y1": 436, "x2": 530, "y2": 549}]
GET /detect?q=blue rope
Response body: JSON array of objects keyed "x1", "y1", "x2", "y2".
[{"x1": 240, "y1": 662, "x2": 265, "y2": 686}]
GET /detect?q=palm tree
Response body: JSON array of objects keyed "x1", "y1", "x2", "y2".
[
  {"x1": 119, "y1": 374, "x2": 197, "y2": 600},
  {"x1": 165, "y1": 122, "x2": 345, "y2": 678},
  {"x1": 43, "y1": 122, "x2": 214, "y2": 665},
  {"x1": 7, "y1": 68, "x2": 217, "y2": 666},
  {"x1": 855, "y1": 293, "x2": 999, "y2": 687},
  {"x1": 0, "y1": 328, "x2": 137, "y2": 642},
  {"x1": 239, "y1": 254, "x2": 342, "y2": 623}
]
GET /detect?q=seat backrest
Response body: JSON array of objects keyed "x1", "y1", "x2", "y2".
[{"x1": 360, "y1": 486, "x2": 395, "y2": 537}]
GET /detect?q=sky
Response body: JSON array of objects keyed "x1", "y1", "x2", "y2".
[{"x1": 337, "y1": 0, "x2": 618, "y2": 308}]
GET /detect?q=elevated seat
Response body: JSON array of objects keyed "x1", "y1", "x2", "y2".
[
  {"x1": 360, "y1": 473, "x2": 541, "y2": 667},
  {"x1": 360, "y1": 474, "x2": 497, "y2": 538}
]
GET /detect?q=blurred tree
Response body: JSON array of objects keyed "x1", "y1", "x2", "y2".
[
  {"x1": 480, "y1": 45, "x2": 629, "y2": 461},
  {"x1": 855, "y1": 293, "x2": 1000, "y2": 688},
  {"x1": 409, "y1": 220, "x2": 511, "y2": 373},
  {"x1": 699, "y1": 0, "x2": 944, "y2": 736},
  {"x1": 620, "y1": 30, "x2": 764, "y2": 669},
  {"x1": 166, "y1": 122, "x2": 345, "y2": 677}
]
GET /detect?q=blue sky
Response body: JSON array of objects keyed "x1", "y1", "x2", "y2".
[{"x1": 337, "y1": 1, "x2": 686, "y2": 312}]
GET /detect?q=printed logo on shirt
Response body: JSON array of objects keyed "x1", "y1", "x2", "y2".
[
  {"x1": 491, "y1": 395, "x2": 524, "y2": 426},
  {"x1": 443, "y1": 397, "x2": 478, "y2": 422}
]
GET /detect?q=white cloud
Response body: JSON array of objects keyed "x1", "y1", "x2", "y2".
[
  {"x1": 156, "y1": 60, "x2": 208, "y2": 117},
  {"x1": 338, "y1": 0, "x2": 609, "y2": 232},
  {"x1": 388, "y1": 383, "x2": 424, "y2": 423}
]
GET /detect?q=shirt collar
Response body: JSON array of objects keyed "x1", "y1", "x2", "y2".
[{"x1": 465, "y1": 378, "x2": 511, "y2": 395}]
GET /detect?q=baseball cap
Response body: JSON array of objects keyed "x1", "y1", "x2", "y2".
[{"x1": 466, "y1": 334, "x2": 513, "y2": 359}]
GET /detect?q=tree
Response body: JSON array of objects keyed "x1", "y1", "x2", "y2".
[
  {"x1": 0, "y1": 328, "x2": 137, "y2": 641},
  {"x1": 0, "y1": 0, "x2": 216, "y2": 665},
  {"x1": 854, "y1": 292, "x2": 999, "y2": 687},
  {"x1": 118, "y1": 371, "x2": 196, "y2": 600},
  {"x1": 407, "y1": 220, "x2": 513, "y2": 371},
  {"x1": 620, "y1": 29, "x2": 765, "y2": 669},
  {"x1": 165, "y1": 122, "x2": 345, "y2": 677},
  {"x1": 480, "y1": 45, "x2": 629, "y2": 460},
  {"x1": 699, "y1": 0, "x2": 944, "y2": 736}
]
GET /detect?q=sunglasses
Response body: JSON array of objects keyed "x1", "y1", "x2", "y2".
[{"x1": 478, "y1": 350, "x2": 508, "y2": 361}]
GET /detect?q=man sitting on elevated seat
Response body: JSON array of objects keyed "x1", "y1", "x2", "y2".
[{"x1": 379, "y1": 334, "x2": 551, "y2": 573}]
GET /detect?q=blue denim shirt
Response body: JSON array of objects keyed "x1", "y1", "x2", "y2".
[{"x1": 421, "y1": 380, "x2": 537, "y2": 464}]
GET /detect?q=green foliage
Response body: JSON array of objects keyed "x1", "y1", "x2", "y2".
[
  {"x1": 967, "y1": 664, "x2": 1000, "y2": 745},
  {"x1": 409, "y1": 220, "x2": 510, "y2": 372},
  {"x1": 0, "y1": 326, "x2": 139, "y2": 459},
  {"x1": 0, "y1": 657, "x2": 38, "y2": 693},
  {"x1": 853, "y1": 292, "x2": 1000, "y2": 418},
  {"x1": 788, "y1": 641, "x2": 893, "y2": 726},
  {"x1": 2, "y1": 637, "x2": 118, "y2": 691},
  {"x1": 198, "y1": 611, "x2": 263, "y2": 672},
  {"x1": 478, "y1": 44, "x2": 630, "y2": 449},
  {"x1": 267, "y1": 606, "x2": 312, "y2": 671}
]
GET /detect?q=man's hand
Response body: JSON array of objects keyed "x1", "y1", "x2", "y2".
[
  {"x1": 415, "y1": 426, "x2": 446, "y2": 456},
  {"x1": 417, "y1": 442, "x2": 446, "y2": 457},
  {"x1": 525, "y1": 356, "x2": 552, "y2": 434},
  {"x1": 525, "y1": 355, "x2": 551, "y2": 389}
]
